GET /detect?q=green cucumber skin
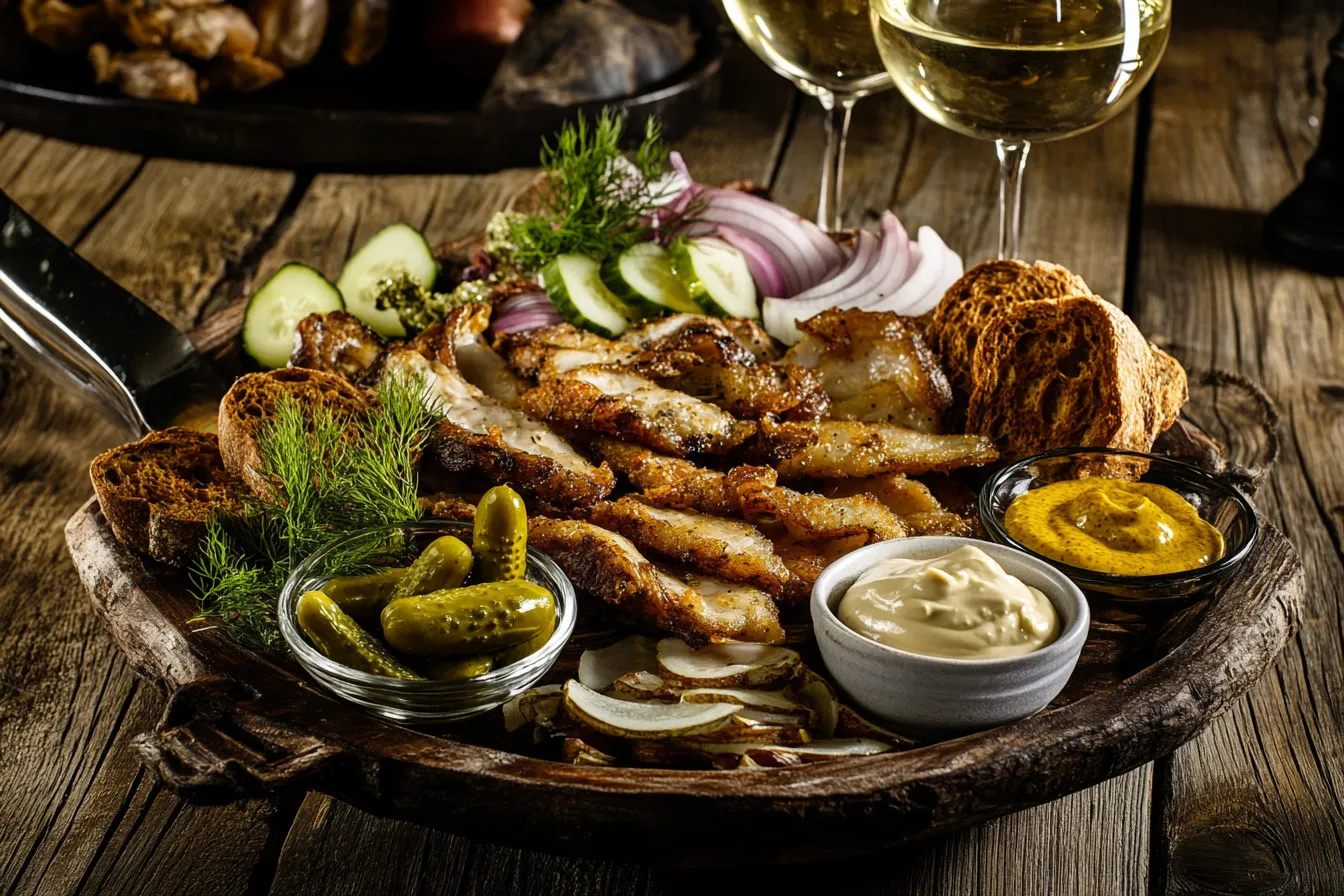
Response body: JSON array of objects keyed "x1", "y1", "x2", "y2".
[
  {"x1": 599, "y1": 246, "x2": 700, "y2": 318},
  {"x1": 336, "y1": 223, "x2": 437, "y2": 339},
  {"x1": 669, "y1": 240, "x2": 760, "y2": 320},
  {"x1": 242, "y1": 262, "x2": 344, "y2": 369},
  {"x1": 542, "y1": 256, "x2": 631, "y2": 338}
]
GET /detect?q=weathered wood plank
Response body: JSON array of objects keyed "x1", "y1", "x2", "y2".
[
  {"x1": 0, "y1": 148, "x2": 294, "y2": 896},
  {"x1": 767, "y1": 51, "x2": 1148, "y2": 896},
  {"x1": 1135, "y1": 2, "x2": 1344, "y2": 893}
]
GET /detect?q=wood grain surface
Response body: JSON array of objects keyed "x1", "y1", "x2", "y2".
[{"x1": 3, "y1": 0, "x2": 1344, "y2": 890}]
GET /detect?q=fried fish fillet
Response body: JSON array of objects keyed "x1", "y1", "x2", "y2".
[
  {"x1": 783, "y1": 309, "x2": 953, "y2": 432},
  {"x1": 726, "y1": 466, "x2": 905, "y2": 543},
  {"x1": 496, "y1": 322, "x2": 641, "y2": 380},
  {"x1": 385, "y1": 321, "x2": 614, "y2": 513},
  {"x1": 822, "y1": 474, "x2": 974, "y2": 537},
  {"x1": 771, "y1": 535, "x2": 867, "y2": 600},
  {"x1": 621, "y1": 314, "x2": 781, "y2": 363},
  {"x1": 647, "y1": 361, "x2": 830, "y2": 421},
  {"x1": 521, "y1": 365, "x2": 756, "y2": 457},
  {"x1": 290, "y1": 310, "x2": 386, "y2": 384},
  {"x1": 594, "y1": 438, "x2": 738, "y2": 517},
  {"x1": 591, "y1": 497, "x2": 792, "y2": 596},
  {"x1": 419, "y1": 304, "x2": 531, "y2": 407},
  {"x1": 529, "y1": 518, "x2": 783, "y2": 645},
  {"x1": 767, "y1": 420, "x2": 998, "y2": 479}
]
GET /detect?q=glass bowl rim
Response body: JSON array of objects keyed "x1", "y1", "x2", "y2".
[
  {"x1": 977, "y1": 447, "x2": 1260, "y2": 588},
  {"x1": 277, "y1": 520, "x2": 577, "y2": 694}
]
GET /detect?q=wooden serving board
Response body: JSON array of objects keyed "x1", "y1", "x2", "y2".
[{"x1": 63, "y1": 309, "x2": 1305, "y2": 867}]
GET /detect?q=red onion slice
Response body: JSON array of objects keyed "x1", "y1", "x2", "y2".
[
  {"x1": 716, "y1": 225, "x2": 789, "y2": 299},
  {"x1": 491, "y1": 291, "x2": 564, "y2": 334}
]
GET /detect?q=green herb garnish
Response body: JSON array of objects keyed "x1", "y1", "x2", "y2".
[
  {"x1": 507, "y1": 109, "x2": 683, "y2": 271},
  {"x1": 372, "y1": 272, "x2": 493, "y2": 335},
  {"x1": 191, "y1": 372, "x2": 441, "y2": 648}
]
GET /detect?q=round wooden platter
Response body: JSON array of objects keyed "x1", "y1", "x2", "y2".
[{"x1": 64, "y1": 308, "x2": 1305, "y2": 867}]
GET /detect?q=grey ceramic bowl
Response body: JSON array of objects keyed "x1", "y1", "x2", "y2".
[{"x1": 811, "y1": 536, "x2": 1090, "y2": 738}]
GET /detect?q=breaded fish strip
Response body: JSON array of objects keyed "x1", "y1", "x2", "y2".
[
  {"x1": 726, "y1": 466, "x2": 905, "y2": 543},
  {"x1": 591, "y1": 497, "x2": 792, "y2": 596},
  {"x1": 771, "y1": 535, "x2": 867, "y2": 601},
  {"x1": 594, "y1": 438, "x2": 738, "y2": 517},
  {"x1": 823, "y1": 474, "x2": 974, "y2": 537},
  {"x1": 495, "y1": 322, "x2": 640, "y2": 380},
  {"x1": 529, "y1": 518, "x2": 783, "y2": 645},
  {"x1": 521, "y1": 366, "x2": 756, "y2": 457},
  {"x1": 782, "y1": 308, "x2": 953, "y2": 433},
  {"x1": 767, "y1": 420, "x2": 998, "y2": 479}
]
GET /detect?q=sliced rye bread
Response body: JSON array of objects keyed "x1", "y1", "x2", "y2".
[
  {"x1": 90, "y1": 428, "x2": 242, "y2": 567},
  {"x1": 965, "y1": 295, "x2": 1187, "y2": 461},
  {"x1": 217, "y1": 367, "x2": 370, "y2": 496},
  {"x1": 928, "y1": 260, "x2": 1093, "y2": 402}
]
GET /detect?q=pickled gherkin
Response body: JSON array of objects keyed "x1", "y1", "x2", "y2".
[
  {"x1": 323, "y1": 568, "x2": 408, "y2": 621},
  {"x1": 296, "y1": 590, "x2": 424, "y2": 680},
  {"x1": 473, "y1": 485, "x2": 528, "y2": 582},
  {"x1": 417, "y1": 654, "x2": 496, "y2": 681},
  {"x1": 380, "y1": 580, "x2": 555, "y2": 656},
  {"x1": 494, "y1": 605, "x2": 557, "y2": 667},
  {"x1": 393, "y1": 535, "x2": 473, "y2": 601}
]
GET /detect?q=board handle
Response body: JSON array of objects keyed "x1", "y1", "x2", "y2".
[
  {"x1": 133, "y1": 676, "x2": 348, "y2": 802},
  {"x1": 1156, "y1": 368, "x2": 1281, "y2": 496}
]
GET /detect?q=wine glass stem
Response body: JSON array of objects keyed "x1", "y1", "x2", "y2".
[
  {"x1": 995, "y1": 140, "x2": 1031, "y2": 260},
  {"x1": 817, "y1": 92, "x2": 857, "y2": 233}
]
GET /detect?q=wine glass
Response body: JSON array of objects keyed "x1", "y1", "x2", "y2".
[
  {"x1": 721, "y1": 0, "x2": 893, "y2": 231},
  {"x1": 870, "y1": 0, "x2": 1172, "y2": 259}
]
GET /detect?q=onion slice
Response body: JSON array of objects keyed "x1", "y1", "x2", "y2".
[
  {"x1": 491, "y1": 290, "x2": 564, "y2": 334},
  {"x1": 716, "y1": 225, "x2": 789, "y2": 299}
]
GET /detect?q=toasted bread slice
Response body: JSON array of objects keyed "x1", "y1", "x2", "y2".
[
  {"x1": 928, "y1": 260, "x2": 1092, "y2": 401},
  {"x1": 90, "y1": 428, "x2": 242, "y2": 567},
  {"x1": 966, "y1": 295, "x2": 1187, "y2": 461},
  {"x1": 217, "y1": 367, "x2": 369, "y2": 496}
]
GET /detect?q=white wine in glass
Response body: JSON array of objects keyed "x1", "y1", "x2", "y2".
[
  {"x1": 870, "y1": 0, "x2": 1172, "y2": 258},
  {"x1": 722, "y1": 0, "x2": 892, "y2": 231}
]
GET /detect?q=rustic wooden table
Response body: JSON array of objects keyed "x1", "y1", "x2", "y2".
[{"x1": 2, "y1": 2, "x2": 1342, "y2": 893}]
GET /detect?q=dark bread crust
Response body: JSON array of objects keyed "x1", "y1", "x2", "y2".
[
  {"x1": 217, "y1": 367, "x2": 370, "y2": 496},
  {"x1": 928, "y1": 260, "x2": 1092, "y2": 402},
  {"x1": 966, "y1": 295, "x2": 1187, "y2": 461},
  {"x1": 89, "y1": 428, "x2": 241, "y2": 567}
]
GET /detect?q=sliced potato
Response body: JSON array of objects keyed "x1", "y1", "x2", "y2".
[
  {"x1": 677, "y1": 687, "x2": 809, "y2": 716},
  {"x1": 560, "y1": 737, "x2": 618, "y2": 766},
  {"x1": 656, "y1": 639, "x2": 801, "y2": 688},
  {"x1": 795, "y1": 672, "x2": 840, "y2": 739},
  {"x1": 679, "y1": 712, "x2": 811, "y2": 746},
  {"x1": 578, "y1": 634, "x2": 660, "y2": 692},
  {"x1": 609, "y1": 670, "x2": 677, "y2": 701},
  {"x1": 629, "y1": 739, "x2": 738, "y2": 769},
  {"x1": 563, "y1": 681, "x2": 740, "y2": 739},
  {"x1": 692, "y1": 738, "x2": 892, "y2": 760},
  {"x1": 836, "y1": 705, "x2": 918, "y2": 749},
  {"x1": 503, "y1": 683, "x2": 564, "y2": 732}
]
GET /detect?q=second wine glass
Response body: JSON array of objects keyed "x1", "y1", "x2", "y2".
[
  {"x1": 871, "y1": 0, "x2": 1172, "y2": 259},
  {"x1": 722, "y1": 0, "x2": 892, "y2": 232}
]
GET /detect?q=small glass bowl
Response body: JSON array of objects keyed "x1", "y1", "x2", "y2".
[
  {"x1": 978, "y1": 448, "x2": 1258, "y2": 603},
  {"x1": 279, "y1": 521, "x2": 576, "y2": 724}
]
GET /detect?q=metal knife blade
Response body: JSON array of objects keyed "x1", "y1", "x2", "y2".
[{"x1": 0, "y1": 189, "x2": 229, "y2": 435}]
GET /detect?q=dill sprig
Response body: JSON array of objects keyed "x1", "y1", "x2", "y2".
[
  {"x1": 507, "y1": 109, "x2": 681, "y2": 271},
  {"x1": 190, "y1": 372, "x2": 441, "y2": 648}
]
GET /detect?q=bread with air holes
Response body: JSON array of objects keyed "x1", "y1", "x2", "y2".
[
  {"x1": 965, "y1": 295, "x2": 1187, "y2": 461},
  {"x1": 928, "y1": 260, "x2": 1093, "y2": 403},
  {"x1": 89, "y1": 428, "x2": 242, "y2": 567}
]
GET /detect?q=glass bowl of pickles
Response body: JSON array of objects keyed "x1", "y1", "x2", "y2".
[{"x1": 278, "y1": 487, "x2": 576, "y2": 724}]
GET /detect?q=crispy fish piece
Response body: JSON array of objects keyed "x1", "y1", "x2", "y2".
[
  {"x1": 290, "y1": 310, "x2": 386, "y2": 384},
  {"x1": 783, "y1": 309, "x2": 953, "y2": 432},
  {"x1": 647, "y1": 362, "x2": 830, "y2": 421},
  {"x1": 594, "y1": 438, "x2": 738, "y2": 517},
  {"x1": 529, "y1": 518, "x2": 783, "y2": 645},
  {"x1": 412, "y1": 304, "x2": 529, "y2": 407},
  {"x1": 496, "y1": 322, "x2": 640, "y2": 380},
  {"x1": 621, "y1": 314, "x2": 780, "y2": 363},
  {"x1": 591, "y1": 497, "x2": 792, "y2": 596},
  {"x1": 768, "y1": 420, "x2": 998, "y2": 479},
  {"x1": 726, "y1": 466, "x2": 905, "y2": 543},
  {"x1": 385, "y1": 323, "x2": 614, "y2": 513},
  {"x1": 771, "y1": 535, "x2": 867, "y2": 600},
  {"x1": 521, "y1": 365, "x2": 756, "y2": 457},
  {"x1": 822, "y1": 474, "x2": 974, "y2": 537}
]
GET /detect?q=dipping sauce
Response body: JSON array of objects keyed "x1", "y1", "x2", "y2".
[
  {"x1": 837, "y1": 545, "x2": 1060, "y2": 660},
  {"x1": 1004, "y1": 479, "x2": 1225, "y2": 577}
]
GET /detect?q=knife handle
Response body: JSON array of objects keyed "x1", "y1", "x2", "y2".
[{"x1": 0, "y1": 190, "x2": 224, "y2": 435}]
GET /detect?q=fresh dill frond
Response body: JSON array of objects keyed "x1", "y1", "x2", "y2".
[
  {"x1": 191, "y1": 372, "x2": 443, "y2": 649},
  {"x1": 507, "y1": 109, "x2": 681, "y2": 271}
]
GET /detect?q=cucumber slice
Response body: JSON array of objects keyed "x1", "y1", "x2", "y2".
[
  {"x1": 600, "y1": 242, "x2": 700, "y2": 317},
  {"x1": 670, "y1": 238, "x2": 760, "y2": 319},
  {"x1": 336, "y1": 223, "x2": 437, "y2": 338},
  {"x1": 541, "y1": 254, "x2": 631, "y2": 337},
  {"x1": 242, "y1": 263, "x2": 344, "y2": 369}
]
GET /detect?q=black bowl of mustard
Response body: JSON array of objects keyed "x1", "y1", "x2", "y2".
[{"x1": 978, "y1": 448, "x2": 1258, "y2": 603}]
